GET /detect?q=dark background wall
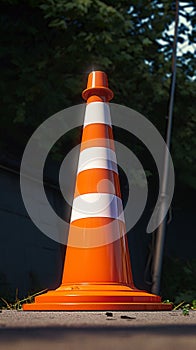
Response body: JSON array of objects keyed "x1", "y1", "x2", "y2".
[
  {"x1": 0, "y1": 163, "x2": 65, "y2": 299},
  {"x1": 0, "y1": 157, "x2": 195, "y2": 301}
]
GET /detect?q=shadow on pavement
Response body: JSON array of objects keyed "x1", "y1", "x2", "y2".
[{"x1": 0, "y1": 324, "x2": 195, "y2": 341}]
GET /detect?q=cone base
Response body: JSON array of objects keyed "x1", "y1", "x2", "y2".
[
  {"x1": 23, "y1": 284, "x2": 172, "y2": 311},
  {"x1": 23, "y1": 302, "x2": 171, "y2": 311}
]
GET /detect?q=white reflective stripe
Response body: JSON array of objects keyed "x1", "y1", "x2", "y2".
[
  {"x1": 70, "y1": 193, "x2": 125, "y2": 223},
  {"x1": 84, "y1": 102, "x2": 112, "y2": 126},
  {"x1": 77, "y1": 147, "x2": 118, "y2": 174}
]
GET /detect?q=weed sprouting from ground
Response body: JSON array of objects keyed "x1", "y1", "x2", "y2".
[{"x1": 0, "y1": 288, "x2": 47, "y2": 310}]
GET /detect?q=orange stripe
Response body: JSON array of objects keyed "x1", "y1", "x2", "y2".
[
  {"x1": 86, "y1": 95, "x2": 107, "y2": 103},
  {"x1": 81, "y1": 124, "x2": 115, "y2": 151},
  {"x1": 75, "y1": 169, "x2": 121, "y2": 198},
  {"x1": 71, "y1": 217, "x2": 116, "y2": 228},
  {"x1": 63, "y1": 219, "x2": 132, "y2": 284}
]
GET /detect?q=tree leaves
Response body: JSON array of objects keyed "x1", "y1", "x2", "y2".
[{"x1": 0, "y1": 0, "x2": 195, "y2": 188}]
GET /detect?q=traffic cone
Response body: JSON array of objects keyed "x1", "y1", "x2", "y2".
[{"x1": 23, "y1": 71, "x2": 172, "y2": 311}]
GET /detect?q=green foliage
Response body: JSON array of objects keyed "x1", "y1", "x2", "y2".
[
  {"x1": 173, "y1": 300, "x2": 196, "y2": 315},
  {"x1": 0, "y1": 0, "x2": 195, "y2": 188},
  {"x1": 161, "y1": 257, "x2": 196, "y2": 303},
  {"x1": 192, "y1": 300, "x2": 196, "y2": 310},
  {"x1": 182, "y1": 304, "x2": 190, "y2": 316}
]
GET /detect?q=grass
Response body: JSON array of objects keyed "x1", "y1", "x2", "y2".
[{"x1": 0, "y1": 288, "x2": 48, "y2": 310}]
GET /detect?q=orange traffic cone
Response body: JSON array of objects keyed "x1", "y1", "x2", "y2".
[{"x1": 23, "y1": 71, "x2": 172, "y2": 311}]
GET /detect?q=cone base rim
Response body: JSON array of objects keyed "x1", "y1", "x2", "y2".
[
  {"x1": 22, "y1": 284, "x2": 172, "y2": 311},
  {"x1": 23, "y1": 302, "x2": 172, "y2": 311}
]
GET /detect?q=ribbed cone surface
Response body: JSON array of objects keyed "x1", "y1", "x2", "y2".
[{"x1": 23, "y1": 71, "x2": 172, "y2": 311}]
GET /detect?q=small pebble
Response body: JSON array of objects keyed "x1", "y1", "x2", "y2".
[{"x1": 120, "y1": 315, "x2": 135, "y2": 319}]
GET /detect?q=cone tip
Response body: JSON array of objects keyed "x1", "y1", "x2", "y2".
[{"x1": 82, "y1": 70, "x2": 114, "y2": 102}]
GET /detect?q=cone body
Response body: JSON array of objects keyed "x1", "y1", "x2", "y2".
[{"x1": 23, "y1": 71, "x2": 172, "y2": 311}]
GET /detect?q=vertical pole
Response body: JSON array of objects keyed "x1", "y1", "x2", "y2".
[{"x1": 151, "y1": 0, "x2": 179, "y2": 295}]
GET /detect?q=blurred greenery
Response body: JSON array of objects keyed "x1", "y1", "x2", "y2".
[
  {"x1": 161, "y1": 257, "x2": 196, "y2": 303},
  {"x1": 0, "y1": 0, "x2": 195, "y2": 188}
]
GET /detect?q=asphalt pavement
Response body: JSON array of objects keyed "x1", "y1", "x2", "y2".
[{"x1": 0, "y1": 310, "x2": 195, "y2": 350}]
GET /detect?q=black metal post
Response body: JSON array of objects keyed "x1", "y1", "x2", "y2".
[{"x1": 151, "y1": 0, "x2": 179, "y2": 295}]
